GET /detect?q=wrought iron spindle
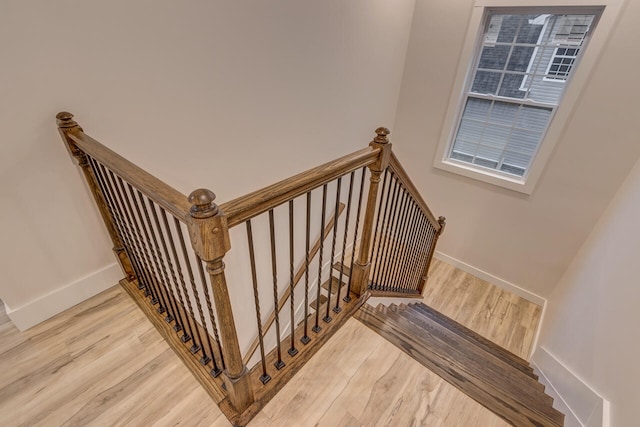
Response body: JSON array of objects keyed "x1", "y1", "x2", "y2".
[
  {"x1": 195, "y1": 257, "x2": 223, "y2": 376},
  {"x1": 313, "y1": 184, "x2": 328, "y2": 333},
  {"x1": 149, "y1": 199, "x2": 187, "y2": 333},
  {"x1": 268, "y1": 209, "x2": 285, "y2": 370},
  {"x1": 416, "y1": 214, "x2": 433, "y2": 291},
  {"x1": 402, "y1": 202, "x2": 421, "y2": 290},
  {"x1": 388, "y1": 187, "x2": 412, "y2": 291},
  {"x1": 246, "y1": 220, "x2": 271, "y2": 384},
  {"x1": 173, "y1": 217, "x2": 203, "y2": 353},
  {"x1": 370, "y1": 169, "x2": 390, "y2": 287},
  {"x1": 287, "y1": 200, "x2": 298, "y2": 357},
  {"x1": 345, "y1": 167, "x2": 367, "y2": 301},
  {"x1": 382, "y1": 185, "x2": 407, "y2": 291},
  {"x1": 377, "y1": 178, "x2": 401, "y2": 290},
  {"x1": 110, "y1": 172, "x2": 164, "y2": 305},
  {"x1": 175, "y1": 221, "x2": 207, "y2": 356},
  {"x1": 324, "y1": 177, "x2": 342, "y2": 321},
  {"x1": 335, "y1": 171, "x2": 355, "y2": 312},
  {"x1": 371, "y1": 171, "x2": 395, "y2": 288},
  {"x1": 160, "y1": 210, "x2": 197, "y2": 344},
  {"x1": 88, "y1": 159, "x2": 145, "y2": 294},
  {"x1": 137, "y1": 189, "x2": 181, "y2": 326},
  {"x1": 176, "y1": 223, "x2": 213, "y2": 364},
  {"x1": 301, "y1": 192, "x2": 312, "y2": 345},
  {"x1": 116, "y1": 177, "x2": 170, "y2": 315}
]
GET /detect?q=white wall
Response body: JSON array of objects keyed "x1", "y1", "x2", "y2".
[
  {"x1": 392, "y1": 0, "x2": 640, "y2": 298},
  {"x1": 0, "y1": 0, "x2": 415, "y2": 327},
  {"x1": 535, "y1": 154, "x2": 640, "y2": 426}
]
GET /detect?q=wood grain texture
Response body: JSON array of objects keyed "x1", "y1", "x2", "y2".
[
  {"x1": 67, "y1": 130, "x2": 192, "y2": 223},
  {"x1": 0, "y1": 259, "x2": 545, "y2": 426},
  {"x1": 355, "y1": 304, "x2": 562, "y2": 427},
  {"x1": 220, "y1": 147, "x2": 379, "y2": 228}
]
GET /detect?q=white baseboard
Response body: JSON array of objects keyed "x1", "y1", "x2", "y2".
[
  {"x1": 5, "y1": 263, "x2": 123, "y2": 331},
  {"x1": 433, "y1": 251, "x2": 546, "y2": 306},
  {"x1": 532, "y1": 347, "x2": 609, "y2": 427}
]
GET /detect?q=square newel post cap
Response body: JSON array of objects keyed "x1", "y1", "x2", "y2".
[{"x1": 187, "y1": 188, "x2": 231, "y2": 261}]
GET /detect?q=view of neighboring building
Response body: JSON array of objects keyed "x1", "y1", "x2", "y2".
[{"x1": 451, "y1": 13, "x2": 596, "y2": 177}]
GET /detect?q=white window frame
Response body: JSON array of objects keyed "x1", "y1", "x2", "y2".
[{"x1": 433, "y1": 0, "x2": 623, "y2": 195}]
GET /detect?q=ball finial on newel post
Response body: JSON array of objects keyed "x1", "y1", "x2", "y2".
[
  {"x1": 56, "y1": 111, "x2": 80, "y2": 129},
  {"x1": 373, "y1": 127, "x2": 390, "y2": 144},
  {"x1": 188, "y1": 188, "x2": 219, "y2": 219}
]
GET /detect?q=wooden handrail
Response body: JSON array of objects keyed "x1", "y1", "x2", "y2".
[
  {"x1": 68, "y1": 131, "x2": 192, "y2": 223},
  {"x1": 242, "y1": 202, "x2": 346, "y2": 365},
  {"x1": 220, "y1": 147, "x2": 380, "y2": 228},
  {"x1": 388, "y1": 152, "x2": 441, "y2": 232}
]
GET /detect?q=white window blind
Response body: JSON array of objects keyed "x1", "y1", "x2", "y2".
[{"x1": 449, "y1": 12, "x2": 597, "y2": 178}]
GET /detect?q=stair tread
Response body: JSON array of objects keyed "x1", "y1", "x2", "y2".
[
  {"x1": 389, "y1": 304, "x2": 544, "y2": 394},
  {"x1": 332, "y1": 262, "x2": 351, "y2": 277},
  {"x1": 321, "y1": 276, "x2": 346, "y2": 295},
  {"x1": 355, "y1": 304, "x2": 563, "y2": 427},
  {"x1": 310, "y1": 294, "x2": 328, "y2": 310},
  {"x1": 406, "y1": 302, "x2": 536, "y2": 378}
]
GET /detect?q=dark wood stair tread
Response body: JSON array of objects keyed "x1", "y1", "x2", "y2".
[
  {"x1": 321, "y1": 276, "x2": 345, "y2": 295},
  {"x1": 406, "y1": 302, "x2": 537, "y2": 379},
  {"x1": 388, "y1": 304, "x2": 545, "y2": 395},
  {"x1": 355, "y1": 303, "x2": 563, "y2": 427},
  {"x1": 310, "y1": 294, "x2": 328, "y2": 310}
]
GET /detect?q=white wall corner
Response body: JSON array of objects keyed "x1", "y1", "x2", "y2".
[
  {"x1": 433, "y1": 251, "x2": 546, "y2": 306},
  {"x1": 532, "y1": 347, "x2": 609, "y2": 427},
  {"x1": 5, "y1": 263, "x2": 123, "y2": 331}
]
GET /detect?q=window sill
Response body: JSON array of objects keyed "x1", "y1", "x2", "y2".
[{"x1": 433, "y1": 158, "x2": 533, "y2": 195}]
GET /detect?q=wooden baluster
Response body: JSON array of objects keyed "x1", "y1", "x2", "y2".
[
  {"x1": 56, "y1": 112, "x2": 135, "y2": 282},
  {"x1": 349, "y1": 127, "x2": 392, "y2": 296},
  {"x1": 187, "y1": 189, "x2": 254, "y2": 414}
]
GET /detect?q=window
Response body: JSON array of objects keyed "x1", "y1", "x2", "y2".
[{"x1": 434, "y1": 6, "x2": 607, "y2": 194}]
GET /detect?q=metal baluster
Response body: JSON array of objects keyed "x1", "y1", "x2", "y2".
[
  {"x1": 137, "y1": 190, "x2": 180, "y2": 327},
  {"x1": 345, "y1": 167, "x2": 367, "y2": 301},
  {"x1": 116, "y1": 177, "x2": 170, "y2": 316},
  {"x1": 246, "y1": 220, "x2": 271, "y2": 384},
  {"x1": 88, "y1": 159, "x2": 146, "y2": 296},
  {"x1": 335, "y1": 171, "x2": 355, "y2": 313},
  {"x1": 402, "y1": 202, "x2": 421, "y2": 291},
  {"x1": 382, "y1": 186, "x2": 407, "y2": 291},
  {"x1": 287, "y1": 200, "x2": 298, "y2": 357},
  {"x1": 378, "y1": 177, "x2": 401, "y2": 290},
  {"x1": 175, "y1": 222, "x2": 208, "y2": 356},
  {"x1": 149, "y1": 199, "x2": 186, "y2": 333},
  {"x1": 324, "y1": 178, "x2": 342, "y2": 321},
  {"x1": 313, "y1": 184, "x2": 328, "y2": 333},
  {"x1": 175, "y1": 220, "x2": 212, "y2": 364},
  {"x1": 411, "y1": 214, "x2": 431, "y2": 290},
  {"x1": 268, "y1": 209, "x2": 285, "y2": 370},
  {"x1": 160, "y1": 211, "x2": 193, "y2": 348},
  {"x1": 300, "y1": 192, "x2": 312, "y2": 345},
  {"x1": 370, "y1": 169, "x2": 390, "y2": 289},
  {"x1": 195, "y1": 256, "x2": 223, "y2": 376},
  {"x1": 388, "y1": 187, "x2": 412, "y2": 292}
]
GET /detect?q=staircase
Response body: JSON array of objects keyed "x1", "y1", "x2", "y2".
[{"x1": 355, "y1": 302, "x2": 564, "y2": 427}]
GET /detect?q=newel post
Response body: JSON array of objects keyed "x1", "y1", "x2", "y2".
[
  {"x1": 56, "y1": 112, "x2": 135, "y2": 282},
  {"x1": 350, "y1": 127, "x2": 393, "y2": 296},
  {"x1": 187, "y1": 189, "x2": 254, "y2": 414}
]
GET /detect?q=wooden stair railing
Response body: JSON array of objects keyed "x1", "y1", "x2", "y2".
[{"x1": 58, "y1": 113, "x2": 446, "y2": 426}]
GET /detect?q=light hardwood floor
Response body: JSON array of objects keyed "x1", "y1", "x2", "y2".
[{"x1": 0, "y1": 259, "x2": 541, "y2": 426}]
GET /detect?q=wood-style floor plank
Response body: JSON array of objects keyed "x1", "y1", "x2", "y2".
[{"x1": 0, "y1": 259, "x2": 544, "y2": 426}]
